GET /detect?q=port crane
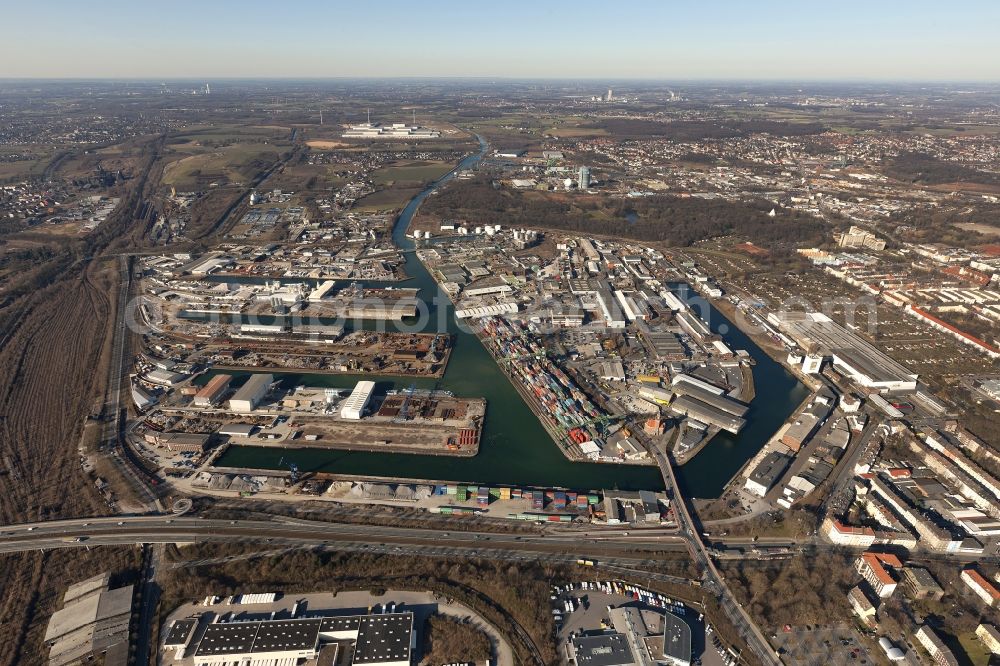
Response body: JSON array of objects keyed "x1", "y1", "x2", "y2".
[
  {"x1": 278, "y1": 457, "x2": 300, "y2": 484},
  {"x1": 395, "y1": 382, "x2": 417, "y2": 423}
]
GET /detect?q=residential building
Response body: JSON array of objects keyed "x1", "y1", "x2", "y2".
[
  {"x1": 961, "y1": 568, "x2": 1000, "y2": 607},
  {"x1": 901, "y1": 567, "x2": 945, "y2": 601},
  {"x1": 855, "y1": 552, "x2": 901, "y2": 598},
  {"x1": 915, "y1": 626, "x2": 958, "y2": 666},
  {"x1": 976, "y1": 624, "x2": 1000, "y2": 655},
  {"x1": 848, "y1": 586, "x2": 877, "y2": 627}
]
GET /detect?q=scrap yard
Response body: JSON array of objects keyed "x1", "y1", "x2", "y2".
[{"x1": 137, "y1": 375, "x2": 485, "y2": 464}]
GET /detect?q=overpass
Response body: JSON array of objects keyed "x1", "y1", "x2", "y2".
[{"x1": 652, "y1": 447, "x2": 780, "y2": 666}]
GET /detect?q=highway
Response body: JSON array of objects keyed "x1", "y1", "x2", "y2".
[{"x1": 0, "y1": 515, "x2": 694, "y2": 579}]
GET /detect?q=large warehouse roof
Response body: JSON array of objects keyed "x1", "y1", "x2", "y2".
[
  {"x1": 353, "y1": 614, "x2": 413, "y2": 664},
  {"x1": 191, "y1": 612, "x2": 413, "y2": 664},
  {"x1": 774, "y1": 312, "x2": 917, "y2": 389}
]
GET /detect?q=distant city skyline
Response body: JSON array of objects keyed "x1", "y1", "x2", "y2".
[{"x1": 3, "y1": 0, "x2": 999, "y2": 81}]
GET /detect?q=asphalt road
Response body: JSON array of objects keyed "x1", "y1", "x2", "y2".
[{"x1": 0, "y1": 515, "x2": 695, "y2": 575}]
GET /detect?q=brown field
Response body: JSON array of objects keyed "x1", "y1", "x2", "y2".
[
  {"x1": 0, "y1": 259, "x2": 118, "y2": 523},
  {"x1": 955, "y1": 222, "x2": 1000, "y2": 237},
  {"x1": 927, "y1": 181, "x2": 1000, "y2": 195},
  {"x1": 306, "y1": 140, "x2": 353, "y2": 150}
]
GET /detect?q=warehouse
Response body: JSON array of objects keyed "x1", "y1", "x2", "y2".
[
  {"x1": 45, "y1": 573, "x2": 133, "y2": 666},
  {"x1": 781, "y1": 413, "x2": 820, "y2": 452},
  {"x1": 670, "y1": 373, "x2": 724, "y2": 395},
  {"x1": 189, "y1": 612, "x2": 414, "y2": 666},
  {"x1": 641, "y1": 329, "x2": 687, "y2": 359},
  {"x1": 341, "y1": 380, "x2": 376, "y2": 420},
  {"x1": 660, "y1": 610, "x2": 692, "y2": 666},
  {"x1": 744, "y1": 449, "x2": 794, "y2": 497},
  {"x1": 596, "y1": 287, "x2": 626, "y2": 329},
  {"x1": 660, "y1": 290, "x2": 687, "y2": 312},
  {"x1": 668, "y1": 395, "x2": 746, "y2": 434},
  {"x1": 773, "y1": 312, "x2": 917, "y2": 392},
  {"x1": 675, "y1": 311, "x2": 711, "y2": 342},
  {"x1": 227, "y1": 373, "x2": 273, "y2": 413},
  {"x1": 670, "y1": 383, "x2": 747, "y2": 417},
  {"x1": 193, "y1": 374, "x2": 232, "y2": 407}
]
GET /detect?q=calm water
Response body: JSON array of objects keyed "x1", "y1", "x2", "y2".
[{"x1": 215, "y1": 140, "x2": 807, "y2": 496}]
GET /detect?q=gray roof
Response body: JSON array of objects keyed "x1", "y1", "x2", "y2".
[
  {"x1": 353, "y1": 613, "x2": 413, "y2": 664},
  {"x1": 573, "y1": 633, "x2": 636, "y2": 666},
  {"x1": 662, "y1": 611, "x2": 692, "y2": 662},
  {"x1": 193, "y1": 612, "x2": 412, "y2": 661},
  {"x1": 195, "y1": 622, "x2": 261, "y2": 656},
  {"x1": 164, "y1": 619, "x2": 198, "y2": 647}
]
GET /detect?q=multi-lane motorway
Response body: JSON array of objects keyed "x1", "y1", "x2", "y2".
[{"x1": 0, "y1": 514, "x2": 693, "y2": 578}]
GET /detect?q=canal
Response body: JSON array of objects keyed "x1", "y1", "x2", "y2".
[{"x1": 214, "y1": 139, "x2": 807, "y2": 496}]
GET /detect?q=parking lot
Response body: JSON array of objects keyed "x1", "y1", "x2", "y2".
[{"x1": 771, "y1": 623, "x2": 876, "y2": 666}]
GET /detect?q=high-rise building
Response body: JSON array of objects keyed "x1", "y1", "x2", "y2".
[
  {"x1": 606, "y1": 88, "x2": 613, "y2": 102},
  {"x1": 578, "y1": 166, "x2": 591, "y2": 190}
]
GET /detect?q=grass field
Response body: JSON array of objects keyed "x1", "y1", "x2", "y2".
[
  {"x1": 354, "y1": 186, "x2": 423, "y2": 212},
  {"x1": 0, "y1": 146, "x2": 54, "y2": 181},
  {"x1": 372, "y1": 160, "x2": 453, "y2": 186},
  {"x1": 161, "y1": 143, "x2": 280, "y2": 189},
  {"x1": 956, "y1": 631, "x2": 990, "y2": 665}
]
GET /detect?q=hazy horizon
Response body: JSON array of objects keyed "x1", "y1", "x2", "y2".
[{"x1": 3, "y1": 0, "x2": 999, "y2": 81}]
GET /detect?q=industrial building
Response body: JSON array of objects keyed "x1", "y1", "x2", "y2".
[
  {"x1": 227, "y1": 373, "x2": 273, "y2": 413},
  {"x1": 341, "y1": 380, "x2": 376, "y2": 420},
  {"x1": 670, "y1": 382, "x2": 747, "y2": 417},
  {"x1": 771, "y1": 312, "x2": 917, "y2": 392},
  {"x1": 744, "y1": 449, "x2": 794, "y2": 497},
  {"x1": 668, "y1": 394, "x2": 746, "y2": 434},
  {"x1": 194, "y1": 374, "x2": 232, "y2": 407},
  {"x1": 172, "y1": 612, "x2": 415, "y2": 666},
  {"x1": 342, "y1": 121, "x2": 440, "y2": 139},
  {"x1": 44, "y1": 573, "x2": 133, "y2": 666},
  {"x1": 657, "y1": 611, "x2": 692, "y2": 666},
  {"x1": 781, "y1": 413, "x2": 819, "y2": 452},
  {"x1": 570, "y1": 633, "x2": 636, "y2": 665}
]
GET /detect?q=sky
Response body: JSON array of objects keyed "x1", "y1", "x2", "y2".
[{"x1": 2, "y1": 0, "x2": 998, "y2": 80}]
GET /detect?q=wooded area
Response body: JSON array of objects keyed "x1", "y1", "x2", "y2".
[
  {"x1": 422, "y1": 178, "x2": 826, "y2": 249},
  {"x1": 886, "y1": 151, "x2": 1000, "y2": 186},
  {"x1": 421, "y1": 614, "x2": 492, "y2": 665}
]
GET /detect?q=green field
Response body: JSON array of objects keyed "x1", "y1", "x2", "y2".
[
  {"x1": 371, "y1": 161, "x2": 453, "y2": 186},
  {"x1": 353, "y1": 186, "x2": 423, "y2": 212},
  {"x1": 956, "y1": 631, "x2": 991, "y2": 666}
]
